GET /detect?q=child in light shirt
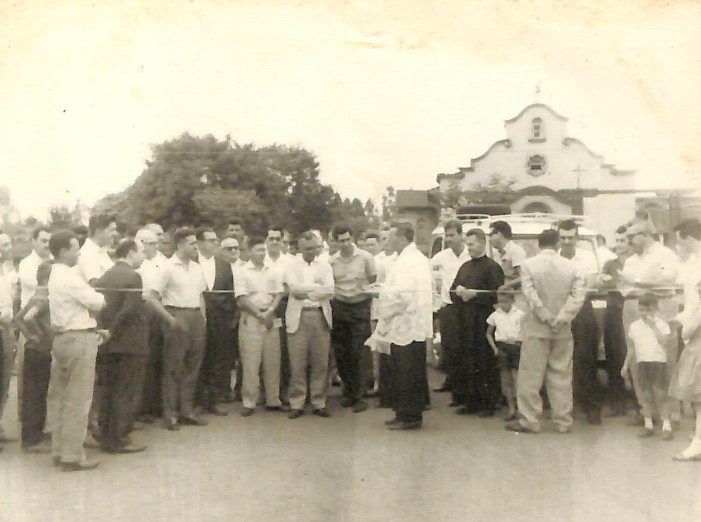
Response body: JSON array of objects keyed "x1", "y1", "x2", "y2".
[
  {"x1": 621, "y1": 293, "x2": 673, "y2": 440},
  {"x1": 486, "y1": 287, "x2": 524, "y2": 421}
]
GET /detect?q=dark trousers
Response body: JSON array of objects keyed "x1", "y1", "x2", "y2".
[
  {"x1": 196, "y1": 315, "x2": 235, "y2": 409},
  {"x1": 390, "y1": 342, "x2": 428, "y2": 423},
  {"x1": 604, "y1": 292, "x2": 627, "y2": 411},
  {"x1": 331, "y1": 300, "x2": 372, "y2": 403},
  {"x1": 277, "y1": 297, "x2": 290, "y2": 402},
  {"x1": 438, "y1": 304, "x2": 460, "y2": 392},
  {"x1": 99, "y1": 352, "x2": 147, "y2": 450},
  {"x1": 140, "y1": 313, "x2": 164, "y2": 418},
  {"x1": 573, "y1": 298, "x2": 603, "y2": 416},
  {"x1": 162, "y1": 309, "x2": 206, "y2": 419},
  {"x1": 21, "y1": 347, "x2": 52, "y2": 446},
  {"x1": 455, "y1": 306, "x2": 499, "y2": 410}
]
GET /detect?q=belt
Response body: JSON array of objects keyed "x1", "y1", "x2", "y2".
[
  {"x1": 165, "y1": 306, "x2": 200, "y2": 311},
  {"x1": 301, "y1": 306, "x2": 322, "y2": 311},
  {"x1": 55, "y1": 328, "x2": 96, "y2": 335}
]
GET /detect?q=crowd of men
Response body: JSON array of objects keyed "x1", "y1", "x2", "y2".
[{"x1": 0, "y1": 212, "x2": 699, "y2": 471}]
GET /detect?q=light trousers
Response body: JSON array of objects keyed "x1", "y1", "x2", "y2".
[
  {"x1": 517, "y1": 335, "x2": 574, "y2": 432},
  {"x1": 239, "y1": 313, "x2": 281, "y2": 409},
  {"x1": 47, "y1": 331, "x2": 99, "y2": 464},
  {"x1": 288, "y1": 309, "x2": 330, "y2": 410}
]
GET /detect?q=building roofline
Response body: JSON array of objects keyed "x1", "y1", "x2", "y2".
[{"x1": 504, "y1": 103, "x2": 568, "y2": 124}]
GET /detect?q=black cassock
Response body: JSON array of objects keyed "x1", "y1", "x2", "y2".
[{"x1": 450, "y1": 255, "x2": 504, "y2": 412}]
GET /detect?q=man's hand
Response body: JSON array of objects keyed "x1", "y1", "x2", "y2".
[
  {"x1": 455, "y1": 286, "x2": 477, "y2": 302},
  {"x1": 96, "y1": 329, "x2": 111, "y2": 344},
  {"x1": 549, "y1": 317, "x2": 569, "y2": 332}
]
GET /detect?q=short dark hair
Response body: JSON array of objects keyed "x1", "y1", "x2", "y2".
[
  {"x1": 115, "y1": 239, "x2": 138, "y2": 259},
  {"x1": 48, "y1": 230, "x2": 77, "y2": 258},
  {"x1": 638, "y1": 293, "x2": 658, "y2": 308},
  {"x1": 298, "y1": 231, "x2": 317, "y2": 243},
  {"x1": 88, "y1": 214, "x2": 116, "y2": 236},
  {"x1": 267, "y1": 226, "x2": 284, "y2": 237},
  {"x1": 615, "y1": 225, "x2": 628, "y2": 235},
  {"x1": 364, "y1": 230, "x2": 381, "y2": 241},
  {"x1": 557, "y1": 219, "x2": 578, "y2": 234},
  {"x1": 674, "y1": 219, "x2": 701, "y2": 241},
  {"x1": 331, "y1": 223, "x2": 354, "y2": 239},
  {"x1": 195, "y1": 227, "x2": 216, "y2": 241},
  {"x1": 444, "y1": 219, "x2": 463, "y2": 235},
  {"x1": 248, "y1": 235, "x2": 267, "y2": 248},
  {"x1": 596, "y1": 234, "x2": 606, "y2": 245},
  {"x1": 71, "y1": 225, "x2": 89, "y2": 247},
  {"x1": 32, "y1": 227, "x2": 51, "y2": 241},
  {"x1": 173, "y1": 227, "x2": 196, "y2": 246},
  {"x1": 391, "y1": 220, "x2": 415, "y2": 243},
  {"x1": 538, "y1": 229, "x2": 560, "y2": 248},
  {"x1": 36, "y1": 260, "x2": 54, "y2": 286},
  {"x1": 228, "y1": 217, "x2": 244, "y2": 227},
  {"x1": 465, "y1": 228, "x2": 486, "y2": 243},
  {"x1": 489, "y1": 220, "x2": 513, "y2": 239}
]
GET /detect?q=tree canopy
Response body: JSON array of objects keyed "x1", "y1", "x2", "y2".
[{"x1": 94, "y1": 133, "x2": 379, "y2": 237}]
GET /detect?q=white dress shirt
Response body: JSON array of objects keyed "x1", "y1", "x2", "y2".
[
  {"x1": 139, "y1": 252, "x2": 169, "y2": 294},
  {"x1": 492, "y1": 240, "x2": 527, "y2": 284},
  {"x1": 367, "y1": 243, "x2": 433, "y2": 352},
  {"x1": 430, "y1": 246, "x2": 471, "y2": 306},
  {"x1": 48, "y1": 263, "x2": 105, "y2": 331},
  {"x1": 198, "y1": 251, "x2": 216, "y2": 290},
  {"x1": 628, "y1": 317, "x2": 671, "y2": 363},
  {"x1": 153, "y1": 256, "x2": 206, "y2": 308},
  {"x1": 0, "y1": 265, "x2": 14, "y2": 323},
  {"x1": 622, "y1": 241, "x2": 679, "y2": 298},
  {"x1": 235, "y1": 261, "x2": 283, "y2": 311},
  {"x1": 75, "y1": 237, "x2": 114, "y2": 284},
  {"x1": 486, "y1": 307, "x2": 525, "y2": 343},
  {"x1": 18, "y1": 250, "x2": 51, "y2": 308},
  {"x1": 283, "y1": 256, "x2": 334, "y2": 334}
]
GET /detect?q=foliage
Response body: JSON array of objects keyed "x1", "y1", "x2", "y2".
[
  {"x1": 440, "y1": 173, "x2": 516, "y2": 208},
  {"x1": 381, "y1": 186, "x2": 396, "y2": 221},
  {"x1": 93, "y1": 133, "x2": 377, "y2": 237}
]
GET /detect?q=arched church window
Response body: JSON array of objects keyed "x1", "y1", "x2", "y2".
[
  {"x1": 523, "y1": 201, "x2": 553, "y2": 214},
  {"x1": 530, "y1": 117, "x2": 545, "y2": 141}
]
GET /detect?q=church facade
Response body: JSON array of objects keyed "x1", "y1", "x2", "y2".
[{"x1": 395, "y1": 103, "x2": 642, "y2": 253}]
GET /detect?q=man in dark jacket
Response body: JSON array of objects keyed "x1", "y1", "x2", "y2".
[{"x1": 96, "y1": 239, "x2": 148, "y2": 454}]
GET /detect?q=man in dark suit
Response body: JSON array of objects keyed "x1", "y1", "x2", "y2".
[
  {"x1": 195, "y1": 228, "x2": 237, "y2": 416},
  {"x1": 96, "y1": 239, "x2": 148, "y2": 454}
]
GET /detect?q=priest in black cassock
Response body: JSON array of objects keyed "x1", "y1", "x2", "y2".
[{"x1": 450, "y1": 228, "x2": 504, "y2": 416}]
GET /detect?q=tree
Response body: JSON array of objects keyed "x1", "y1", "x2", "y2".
[
  {"x1": 93, "y1": 134, "x2": 378, "y2": 237},
  {"x1": 381, "y1": 186, "x2": 396, "y2": 221},
  {"x1": 48, "y1": 205, "x2": 78, "y2": 229}
]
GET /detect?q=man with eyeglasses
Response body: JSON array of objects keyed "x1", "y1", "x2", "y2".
[
  {"x1": 194, "y1": 228, "x2": 236, "y2": 416},
  {"x1": 218, "y1": 237, "x2": 244, "y2": 402},
  {"x1": 621, "y1": 221, "x2": 681, "y2": 427}
]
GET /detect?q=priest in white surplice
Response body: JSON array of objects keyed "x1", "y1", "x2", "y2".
[{"x1": 367, "y1": 221, "x2": 433, "y2": 430}]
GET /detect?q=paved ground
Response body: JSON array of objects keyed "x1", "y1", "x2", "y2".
[{"x1": 1, "y1": 372, "x2": 700, "y2": 522}]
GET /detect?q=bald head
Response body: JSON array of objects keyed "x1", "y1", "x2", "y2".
[
  {"x1": 135, "y1": 228, "x2": 159, "y2": 259},
  {"x1": 144, "y1": 223, "x2": 164, "y2": 237}
]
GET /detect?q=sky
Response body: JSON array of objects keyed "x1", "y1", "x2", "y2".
[{"x1": 1, "y1": 0, "x2": 700, "y2": 220}]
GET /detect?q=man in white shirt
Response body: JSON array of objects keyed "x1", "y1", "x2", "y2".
[
  {"x1": 596, "y1": 234, "x2": 618, "y2": 265},
  {"x1": 134, "y1": 228, "x2": 170, "y2": 422},
  {"x1": 284, "y1": 232, "x2": 335, "y2": 419},
  {"x1": 368, "y1": 221, "x2": 432, "y2": 430},
  {"x1": 0, "y1": 232, "x2": 17, "y2": 446},
  {"x1": 429, "y1": 219, "x2": 470, "y2": 396},
  {"x1": 265, "y1": 226, "x2": 295, "y2": 404},
  {"x1": 151, "y1": 228, "x2": 208, "y2": 431},
  {"x1": 75, "y1": 214, "x2": 118, "y2": 286},
  {"x1": 489, "y1": 220, "x2": 527, "y2": 289},
  {"x1": 558, "y1": 219, "x2": 603, "y2": 425},
  {"x1": 18, "y1": 227, "x2": 52, "y2": 308},
  {"x1": 46, "y1": 230, "x2": 106, "y2": 470},
  {"x1": 236, "y1": 235, "x2": 286, "y2": 416}
]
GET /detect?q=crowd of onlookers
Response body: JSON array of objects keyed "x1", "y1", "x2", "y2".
[{"x1": 0, "y1": 212, "x2": 699, "y2": 471}]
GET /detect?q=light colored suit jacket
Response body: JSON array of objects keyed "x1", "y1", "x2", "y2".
[
  {"x1": 521, "y1": 249, "x2": 585, "y2": 339},
  {"x1": 283, "y1": 256, "x2": 334, "y2": 334}
]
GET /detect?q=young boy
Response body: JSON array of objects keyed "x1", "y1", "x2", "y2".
[
  {"x1": 486, "y1": 287, "x2": 524, "y2": 421},
  {"x1": 621, "y1": 293, "x2": 673, "y2": 440},
  {"x1": 13, "y1": 261, "x2": 54, "y2": 453}
]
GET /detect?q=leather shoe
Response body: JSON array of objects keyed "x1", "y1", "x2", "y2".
[
  {"x1": 455, "y1": 406, "x2": 479, "y2": 415},
  {"x1": 288, "y1": 409, "x2": 304, "y2": 419},
  {"x1": 586, "y1": 412, "x2": 602, "y2": 425},
  {"x1": 554, "y1": 425, "x2": 571, "y2": 434},
  {"x1": 266, "y1": 404, "x2": 291, "y2": 412},
  {"x1": 180, "y1": 416, "x2": 208, "y2": 426},
  {"x1": 388, "y1": 421, "x2": 422, "y2": 431},
  {"x1": 312, "y1": 408, "x2": 331, "y2": 418},
  {"x1": 638, "y1": 427, "x2": 655, "y2": 438},
  {"x1": 505, "y1": 421, "x2": 537, "y2": 434},
  {"x1": 352, "y1": 401, "x2": 368, "y2": 413},
  {"x1": 207, "y1": 405, "x2": 229, "y2": 416},
  {"x1": 448, "y1": 401, "x2": 461, "y2": 408},
  {"x1": 61, "y1": 459, "x2": 100, "y2": 472},
  {"x1": 478, "y1": 410, "x2": 495, "y2": 418},
  {"x1": 164, "y1": 418, "x2": 180, "y2": 431},
  {"x1": 240, "y1": 407, "x2": 255, "y2": 417},
  {"x1": 340, "y1": 397, "x2": 355, "y2": 408},
  {"x1": 104, "y1": 444, "x2": 147, "y2": 454},
  {"x1": 384, "y1": 417, "x2": 401, "y2": 426},
  {"x1": 433, "y1": 384, "x2": 451, "y2": 393}
]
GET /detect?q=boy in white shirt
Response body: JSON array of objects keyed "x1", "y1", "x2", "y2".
[
  {"x1": 486, "y1": 287, "x2": 524, "y2": 421},
  {"x1": 621, "y1": 293, "x2": 673, "y2": 440}
]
